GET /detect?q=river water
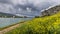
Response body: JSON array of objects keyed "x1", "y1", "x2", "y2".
[{"x1": 0, "y1": 18, "x2": 32, "y2": 28}]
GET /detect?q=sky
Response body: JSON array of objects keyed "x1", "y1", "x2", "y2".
[{"x1": 0, "y1": 0, "x2": 60, "y2": 17}]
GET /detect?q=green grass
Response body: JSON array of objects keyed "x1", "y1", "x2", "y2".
[{"x1": 5, "y1": 12, "x2": 60, "y2": 34}]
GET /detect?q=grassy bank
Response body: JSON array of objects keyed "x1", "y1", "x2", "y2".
[
  {"x1": 0, "y1": 21, "x2": 25, "y2": 31},
  {"x1": 5, "y1": 12, "x2": 60, "y2": 34}
]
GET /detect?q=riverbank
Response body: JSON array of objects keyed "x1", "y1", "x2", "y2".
[
  {"x1": 5, "y1": 12, "x2": 60, "y2": 34},
  {"x1": 0, "y1": 21, "x2": 25, "y2": 34},
  {"x1": 0, "y1": 21, "x2": 25, "y2": 31},
  {"x1": 0, "y1": 21, "x2": 24, "y2": 31},
  {"x1": 0, "y1": 18, "x2": 33, "y2": 34}
]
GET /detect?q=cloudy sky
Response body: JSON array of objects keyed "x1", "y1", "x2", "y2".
[{"x1": 0, "y1": 0, "x2": 60, "y2": 17}]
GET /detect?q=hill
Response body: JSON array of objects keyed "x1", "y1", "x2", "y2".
[
  {"x1": 41, "y1": 5, "x2": 60, "y2": 16},
  {"x1": 0, "y1": 12, "x2": 24, "y2": 18},
  {"x1": 5, "y1": 11, "x2": 60, "y2": 34}
]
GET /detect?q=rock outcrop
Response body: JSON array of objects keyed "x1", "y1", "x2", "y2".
[{"x1": 41, "y1": 5, "x2": 60, "y2": 16}]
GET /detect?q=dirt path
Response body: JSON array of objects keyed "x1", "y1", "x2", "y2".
[{"x1": 0, "y1": 23, "x2": 23, "y2": 34}]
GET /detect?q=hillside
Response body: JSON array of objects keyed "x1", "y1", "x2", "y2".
[
  {"x1": 0, "y1": 12, "x2": 24, "y2": 18},
  {"x1": 41, "y1": 5, "x2": 60, "y2": 16},
  {"x1": 5, "y1": 12, "x2": 60, "y2": 34}
]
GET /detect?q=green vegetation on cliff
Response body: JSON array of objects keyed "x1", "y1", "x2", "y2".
[{"x1": 6, "y1": 12, "x2": 60, "y2": 34}]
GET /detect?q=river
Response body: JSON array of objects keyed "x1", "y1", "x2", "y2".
[{"x1": 0, "y1": 18, "x2": 32, "y2": 28}]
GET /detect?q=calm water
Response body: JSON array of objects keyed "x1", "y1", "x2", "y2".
[{"x1": 0, "y1": 18, "x2": 32, "y2": 28}]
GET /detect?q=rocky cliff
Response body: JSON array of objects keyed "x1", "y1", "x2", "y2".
[{"x1": 41, "y1": 5, "x2": 60, "y2": 16}]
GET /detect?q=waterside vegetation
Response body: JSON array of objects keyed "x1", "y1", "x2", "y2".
[{"x1": 5, "y1": 12, "x2": 60, "y2": 34}]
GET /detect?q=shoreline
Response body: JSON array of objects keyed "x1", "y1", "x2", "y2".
[
  {"x1": 0, "y1": 21, "x2": 25, "y2": 31},
  {"x1": 0, "y1": 21, "x2": 25, "y2": 34}
]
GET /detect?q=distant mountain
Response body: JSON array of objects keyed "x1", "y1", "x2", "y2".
[{"x1": 0, "y1": 12, "x2": 24, "y2": 18}]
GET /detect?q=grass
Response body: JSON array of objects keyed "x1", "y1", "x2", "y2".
[{"x1": 5, "y1": 12, "x2": 60, "y2": 34}]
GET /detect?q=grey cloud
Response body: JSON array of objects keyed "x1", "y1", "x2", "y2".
[
  {"x1": 0, "y1": 0, "x2": 11, "y2": 4},
  {"x1": 0, "y1": 0, "x2": 59, "y2": 16},
  {"x1": 14, "y1": 1, "x2": 56, "y2": 16}
]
